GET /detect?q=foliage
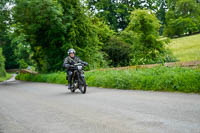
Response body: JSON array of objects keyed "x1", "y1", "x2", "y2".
[
  {"x1": 11, "y1": 33, "x2": 33, "y2": 66},
  {"x1": 86, "y1": 67, "x2": 200, "y2": 93},
  {"x1": 103, "y1": 36, "x2": 132, "y2": 67},
  {"x1": 87, "y1": 0, "x2": 131, "y2": 31},
  {"x1": 18, "y1": 59, "x2": 28, "y2": 69},
  {"x1": 87, "y1": 0, "x2": 168, "y2": 32},
  {"x1": 13, "y1": 0, "x2": 66, "y2": 72},
  {"x1": 0, "y1": 0, "x2": 13, "y2": 42},
  {"x1": 13, "y1": 0, "x2": 107, "y2": 72},
  {"x1": 16, "y1": 66, "x2": 200, "y2": 93},
  {"x1": 91, "y1": 17, "x2": 114, "y2": 46},
  {"x1": 164, "y1": 0, "x2": 200, "y2": 37},
  {"x1": 0, "y1": 0, "x2": 18, "y2": 69},
  {"x1": 124, "y1": 9, "x2": 169, "y2": 65},
  {"x1": 0, "y1": 73, "x2": 12, "y2": 82},
  {"x1": 3, "y1": 0, "x2": 199, "y2": 72},
  {"x1": 0, "y1": 48, "x2": 6, "y2": 77},
  {"x1": 16, "y1": 72, "x2": 66, "y2": 84},
  {"x1": 1, "y1": 41, "x2": 19, "y2": 69}
]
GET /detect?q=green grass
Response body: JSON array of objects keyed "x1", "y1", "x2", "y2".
[
  {"x1": 0, "y1": 73, "x2": 12, "y2": 82},
  {"x1": 16, "y1": 72, "x2": 67, "y2": 84},
  {"x1": 169, "y1": 34, "x2": 200, "y2": 62},
  {"x1": 16, "y1": 67, "x2": 200, "y2": 93}
]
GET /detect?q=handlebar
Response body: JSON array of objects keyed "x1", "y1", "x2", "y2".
[{"x1": 69, "y1": 62, "x2": 88, "y2": 69}]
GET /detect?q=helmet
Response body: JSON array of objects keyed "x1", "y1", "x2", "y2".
[{"x1": 68, "y1": 48, "x2": 76, "y2": 55}]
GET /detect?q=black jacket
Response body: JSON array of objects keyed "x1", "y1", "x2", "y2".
[{"x1": 63, "y1": 56, "x2": 87, "y2": 69}]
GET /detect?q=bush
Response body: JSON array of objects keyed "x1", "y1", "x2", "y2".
[
  {"x1": 124, "y1": 9, "x2": 169, "y2": 65},
  {"x1": 16, "y1": 66, "x2": 200, "y2": 93},
  {"x1": 0, "y1": 74, "x2": 12, "y2": 82},
  {"x1": 19, "y1": 59, "x2": 28, "y2": 69},
  {"x1": 16, "y1": 72, "x2": 66, "y2": 84},
  {"x1": 85, "y1": 67, "x2": 200, "y2": 93},
  {"x1": 103, "y1": 36, "x2": 132, "y2": 67},
  {"x1": 0, "y1": 48, "x2": 6, "y2": 77}
]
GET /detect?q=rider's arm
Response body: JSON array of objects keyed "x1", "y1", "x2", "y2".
[
  {"x1": 63, "y1": 57, "x2": 71, "y2": 68},
  {"x1": 77, "y1": 57, "x2": 88, "y2": 66}
]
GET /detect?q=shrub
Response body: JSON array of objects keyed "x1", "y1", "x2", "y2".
[
  {"x1": 0, "y1": 48, "x2": 6, "y2": 77},
  {"x1": 103, "y1": 36, "x2": 132, "y2": 67},
  {"x1": 124, "y1": 9, "x2": 169, "y2": 65},
  {"x1": 16, "y1": 66, "x2": 200, "y2": 93},
  {"x1": 19, "y1": 59, "x2": 28, "y2": 69},
  {"x1": 85, "y1": 67, "x2": 200, "y2": 93}
]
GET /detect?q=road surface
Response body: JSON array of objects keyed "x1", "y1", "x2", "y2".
[{"x1": 0, "y1": 78, "x2": 200, "y2": 133}]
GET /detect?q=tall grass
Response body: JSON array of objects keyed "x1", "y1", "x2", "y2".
[
  {"x1": 16, "y1": 67, "x2": 200, "y2": 93},
  {"x1": 86, "y1": 67, "x2": 200, "y2": 93},
  {"x1": 169, "y1": 34, "x2": 200, "y2": 61},
  {"x1": 16, "y1": 72, "x2": 66, "y2": 84}
]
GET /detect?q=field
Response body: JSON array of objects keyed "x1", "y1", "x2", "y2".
[{"x1": 169, "y1": 34, "x2": 200, "y2": 62}]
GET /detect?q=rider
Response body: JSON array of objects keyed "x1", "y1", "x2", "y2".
[{"x1": 63, "y1": 48, "x2": 88, "y2": 89}]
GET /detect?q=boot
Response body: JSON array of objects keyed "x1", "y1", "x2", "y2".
[{"x1": 68, "y1": 83, "x2": 71, "y2": 89}]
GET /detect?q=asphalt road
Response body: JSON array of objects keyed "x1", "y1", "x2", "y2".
[{"x1": 0, "y1": 78, "x2": 200, "y2": 133}]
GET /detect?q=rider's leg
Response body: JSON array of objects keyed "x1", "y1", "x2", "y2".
[{"x1": 67, "y1": 71, "x2": 73, "y2": 89}]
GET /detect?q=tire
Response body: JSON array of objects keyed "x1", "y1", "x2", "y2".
[
  {"x1": 70, "y1": 89, "x2": 75, "y2": 93},
  {"x1": 79, "y1": 77, "x2": 87, "y2": 94},
  {"x1": 71, "y1": 80, "x2": 77, "y2": 93}
]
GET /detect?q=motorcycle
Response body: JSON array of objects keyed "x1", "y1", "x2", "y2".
[{"x1": 69, "y1": 63, "x2": 87, "y2": 94}]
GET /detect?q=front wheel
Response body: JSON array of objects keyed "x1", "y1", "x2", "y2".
[
  {"x1": 79, "y1": 77, "x2": 87, "y2": 94},
  {"x1": 70, "y1": 88, "x2": 75, "y2": 93}
]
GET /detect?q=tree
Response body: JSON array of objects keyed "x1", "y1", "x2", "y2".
[
  {"x1": 0, "y1": 0, "x2": 12, "y2": 43},
  {"x1": 87, "y1": 0, "x2": 168, "y2": 33},
  {"x1": 13, "y1": 0, "x2": 107, "y2": 72},
  {"x1": 0, "y1": 0, "x2": 18, "y2": 69},
  {"x1": 124, "y1": 9, "x2": 168, "y2": 65},
  {"x1": 91, "y1": 17, "x2": 114, "y2": 46},
  {"x1": 164, "y1": 0, "x2": 200, "y2": 37},
  {"x1": 14, "y1": 0, "x2": 66, "y2": 72},
  {"x1": 87, "y1": 0, "x2": 144, "y2": 31},
  {"x1": 10, "y1": 32, "x2": 33, "y2": 68}
]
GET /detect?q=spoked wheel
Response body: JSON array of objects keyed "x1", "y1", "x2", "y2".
[{"x1": 79, "y1": 77, "x2": 87, "y2": 94}]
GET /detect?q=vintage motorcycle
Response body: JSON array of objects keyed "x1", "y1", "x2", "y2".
[{"x1": 69, "y1": 63, "x2": 87, "y2": 94}]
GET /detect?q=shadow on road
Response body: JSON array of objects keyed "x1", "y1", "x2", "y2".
[
  {"x1": 55, "y1": 91, "x2": 88, "y2": 97},
  {"x1": 0, "y1": 80, "x2": 21, "y2": 86}
]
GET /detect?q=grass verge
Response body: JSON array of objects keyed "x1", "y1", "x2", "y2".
[
  {"x1": 0, "y1": 73, "x2": 12, "y2": 82},
  {"x1": 16, "y1": 66, "x2": 200, "y2": 93}
]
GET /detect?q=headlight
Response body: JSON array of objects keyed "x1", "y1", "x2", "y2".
[{"x1": 77, "y1": 66, "x2": 82, "y2": 70}]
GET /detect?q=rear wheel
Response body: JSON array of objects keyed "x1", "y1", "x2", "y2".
[{"x1": 79, "y1": 77, "x2": 87, "y2": 94}]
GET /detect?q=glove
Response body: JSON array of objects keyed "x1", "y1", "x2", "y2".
[
  {"x1": 69, "y1": 65, "x2": 74, "y2": 68},
  {"x1": 64, "y1": 64, "x2": 70, "y2": 68},
  {"x1": 83, "y1": 62, "x2": 88, "y2": 66}
]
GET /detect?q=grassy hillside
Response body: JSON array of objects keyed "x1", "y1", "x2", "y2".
[{"x1": 169, "y1": 34, "x2": 200, "y2": 62}]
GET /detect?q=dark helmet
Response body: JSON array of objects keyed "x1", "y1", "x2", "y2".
[{"x1": 68, "y1": 48, "x2": 76, "y2": 55}]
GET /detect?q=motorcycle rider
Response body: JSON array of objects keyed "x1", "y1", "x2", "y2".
[{"x1": 63, "y1": 48, "x2": 88, "y2": 89}]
